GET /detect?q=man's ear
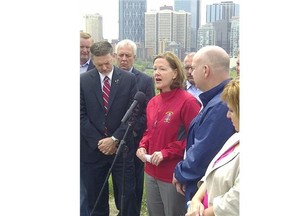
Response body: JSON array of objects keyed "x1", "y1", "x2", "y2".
[{"x1": 203, "y1": 65, "x2": 210, "y2": 78}]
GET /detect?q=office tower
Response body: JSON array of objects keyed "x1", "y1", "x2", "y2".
[
  {"x1": 145, "y1": 11, "x2": 158, "y2": 59},
  {"x1": 174, "y1": 10, "x2": 192, "y2": 58},
  {"x1": 213, "y1": 20, "x2": 231, "y2": 54},
  {"x1": 158, "y1": 9, "x2": 173, "y2": 53},
  {"x1": 145, "y1": 8, "x2": 191, "y2": 59},
  {"x1": 174, "y1": 0, "x2": 201, "y2": 52},
  {"x1": 83, "y1": 13, "x2": 103, "y2": 42},
  {"x1": 206, "y1": 1, "x2": 239, "y2": 23},
  {"x1": 197, "y1": 23, "x2": 216, "y2": 50},
  {"x1": 160, "y1": 5, "x2": 173, "y2": 10},
  {"x1": 119, "y1": 0, "x2": 147, "y2": 43},
  {"x1": 230, "y1": 16, "x2": 239, "y2": 57},
  {"x1": 205, "y1": 1, "x2": 239, "y2": 55}
]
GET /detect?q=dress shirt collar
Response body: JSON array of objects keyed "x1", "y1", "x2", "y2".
[
  {"x1": 80, "y1": 59, "x2": 91, "y2": 74},
  {"x1": 121, "y1": 66, "x2": 133, "y2": 73},
  {"x1": 99, "y1": 66, "x2": 114, "y2": 83},
  {"x1": 80, "y1": 59, "x2": 90, "y2": 67}
]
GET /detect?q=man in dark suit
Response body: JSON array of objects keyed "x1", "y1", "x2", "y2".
[
  {"x1": 80, "y1": 41, "x2": 138, "y2": 216},
  {"x1": 114, "y1": 39, "x2": 155, "y2": 215},
  {"x1": 80, "y1": 32, "x2": 95, "y2": 74}
]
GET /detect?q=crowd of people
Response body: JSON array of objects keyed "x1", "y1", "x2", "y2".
[{"x1": 80, "y1": 31, "x2": 240, "y2": 216}]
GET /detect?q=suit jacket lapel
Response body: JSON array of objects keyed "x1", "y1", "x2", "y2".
[
  {"x1": 89, "y1": 67, "x2": 123, "y2": 114},
  {"x1": 90, "y1": 69, "x2": 106, "y2": 113},
  {"x1": 87, "y1": 59, "x2": 95, "y2": 71},
  {"x1": 132, "y1": 68, "x2": 139, "y2": 82},
  {"x1": 108, "y1": 67, "x2": 121, "y2": 112}
]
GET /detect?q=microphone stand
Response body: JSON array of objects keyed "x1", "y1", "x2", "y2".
[
  {"x1": 119, "y1": 126, "x2": 129, "y2": 216},
  {"x1": 90, "y1": 122, "x2": 132, "y2": 216}
]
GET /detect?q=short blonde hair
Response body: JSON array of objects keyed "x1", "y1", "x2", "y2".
[
  {"x1": 221, "y1": 77, "x2": 240, "y2": 118},
  {"x1": 80, "y1": 32, "x2": 91, "y2": 39}
]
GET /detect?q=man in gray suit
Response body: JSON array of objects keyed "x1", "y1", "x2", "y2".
[
  {"x1": 80, "y1": 41, "x2": 138, "y2": 216},
  {"x1": 114, "y1": 39, "x2": 155, "y2": 215}
]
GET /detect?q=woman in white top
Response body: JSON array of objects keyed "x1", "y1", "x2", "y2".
[{"x1": 185, "y1": 77, "x2": 240, "y2": 216}]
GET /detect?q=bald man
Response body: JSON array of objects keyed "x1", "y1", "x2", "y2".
[{"x1": 173, "y1": 45, "x2": 236, "y2": 204}]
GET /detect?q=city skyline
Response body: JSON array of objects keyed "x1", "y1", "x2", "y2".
[
  {"x1": 80, "y1": 0, "x2": 239, "y2": 42},
  {"x1": 1, "y1": 1, "x2": 284, "y2": 215}
]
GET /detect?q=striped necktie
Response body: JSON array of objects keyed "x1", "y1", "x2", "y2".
[{"x1": 102, "y1": 76, "x2": 110, "y2": 113}]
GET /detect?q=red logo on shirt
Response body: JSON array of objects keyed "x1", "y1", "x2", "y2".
[{"x1": 164, "y1": 111, "x2": 173, "y2": 123}]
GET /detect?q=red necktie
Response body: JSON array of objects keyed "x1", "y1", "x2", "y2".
[{"x1": 102, "y1": 76, "x2": 110, "y2": 114}]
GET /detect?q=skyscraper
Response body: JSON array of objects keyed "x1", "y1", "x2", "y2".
[
  {"x1": 145, "y1": 8, "x2": 191, "y2": 59},
  {"x1": 174, "y1": 0, "x2": 201, "y2": 52},
  {"x1": 230, "y1": 16, "x2": 239, "y2": 57},
  {"x1": 119, "y1": 0, "x2": 147, "y2": 43},
  {"x1": 205, "y1": 1, "x2": 240, "y2": 55},
  {"x1": 206, "y1": 1, "x2": 239, "y2": 23},
  {"x1": 145, "y1": 11, "x2": 157, "y2": 58},
  {"x1": 83, "y1": 13, "x2": 103, "y2": 42},
  {"x1": 197, "y1": 23, "x2": 216, "y2": 49}
]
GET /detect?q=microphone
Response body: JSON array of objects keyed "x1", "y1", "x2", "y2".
[{"x1": 121, "y1": 91, "x2": 146, "y2": 123}]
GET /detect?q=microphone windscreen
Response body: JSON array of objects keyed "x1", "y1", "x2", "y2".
[{"x1": 134, "y1": 91, "x2": 146, "y2": 103}]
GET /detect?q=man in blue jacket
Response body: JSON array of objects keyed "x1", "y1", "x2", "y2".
[{"x1": 173, "y1": 45, "x2": 236, "y2": 204}]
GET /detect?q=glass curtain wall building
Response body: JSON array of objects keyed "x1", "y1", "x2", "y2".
[
  {"x1": 119, "y1": 0, "x2": 147, "y2": 43},
  {"x1": 174, "y1": 0, "x2": 201, "y2": 52}
]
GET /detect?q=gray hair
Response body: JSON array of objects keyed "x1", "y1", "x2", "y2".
[
  {"x1": 115, "y1": 39, "x2": 137, "y2": 56},
  {"x1": 90, "y1": 41, "x2": 113, "y2": 57}
]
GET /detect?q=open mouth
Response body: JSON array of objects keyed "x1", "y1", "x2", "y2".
[{"x1": 155, "y1": 77, "x2": 162, "y2": 82}]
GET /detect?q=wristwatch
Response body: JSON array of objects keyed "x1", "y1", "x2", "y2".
[{"x1": 111, "y1": 136, "x2": 119, "y2": 147}]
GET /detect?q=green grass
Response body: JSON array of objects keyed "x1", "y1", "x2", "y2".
[{"x1": 108, "y1": 176, "x2": 148, "y2": 215}]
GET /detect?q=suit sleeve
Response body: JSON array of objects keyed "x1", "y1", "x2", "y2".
[
  {"x1": 132, "y1": 75, "x2": 155, "y2": 143},
  {"x1": 80, "y1": 77, "x2": 101, "y2": 150},
  {"x1": 145, "y1": 76, "x2": 155, "y2": 100}
]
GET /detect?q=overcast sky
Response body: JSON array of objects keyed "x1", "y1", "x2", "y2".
[{"x1": 80, "y1": 0, "x2": 239, "y2": 41}]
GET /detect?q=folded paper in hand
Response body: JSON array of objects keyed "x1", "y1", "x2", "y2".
[{"x1": 145, "y1": 154, "x2": 151, "y2": 163}]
